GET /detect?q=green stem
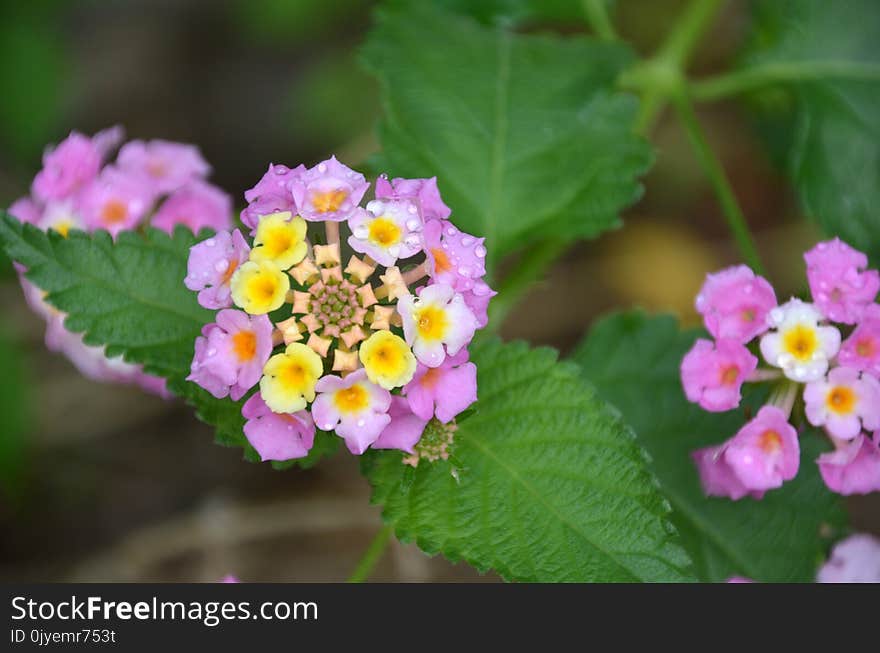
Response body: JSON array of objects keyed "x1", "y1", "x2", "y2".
[
  {"x1": 581, "y1": 0, "x2": 617, "y2": 41},
  {"x1": 691, "y1": 60, "x2": 880, "y2": 101},
  {"x1": 487, "y1": 238, "x2": 569, "y2": 332},
  {"x1": 672, "y1": 91, "x2": 765, "y2": 275},
  {"x1": 347, "y1": 523, "x2": 394, "y2": 583},
  {"x1": 628, "y1": 0, "x2": 725, "y2": 134}
]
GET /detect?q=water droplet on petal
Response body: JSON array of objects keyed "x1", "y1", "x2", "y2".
[
  {"x1": 446, "y1": 227, "x2": 456, "y2": 236},
  {"x1": 318, "y1": 163, "x2": 327, "y2": 173},
  {"x1": 474, "y1": 245, "x2": 486, "y2": 258},
  {"x1": 204, "y1": 238, "x2": 216, "y2": 247},
  {"x1": 458, "y1": 266, "x2": 471, "y2": 277},
  {"x1": 460, "y1": 236, "x2": 473, "y2": 247},
  {"x1": 214, "y1": 260, "x2": 228, "y2": 273},
  {"x1": 207, "y1": 348, "x2": 217, "y2": 357},
  {"x1": 357, "y1": 419, "x2": 366, "y2": 428},
  {"x1": 405, "y1": 218, "x2": 421, "y2": 231}
]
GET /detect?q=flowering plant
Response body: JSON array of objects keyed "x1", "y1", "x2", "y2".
[
  {"x1": 184, "y1": 158, "x2": 491, "y2": 463},
  {"x1": 685, "y1": 239, "x2": 880, "y2": 499}
]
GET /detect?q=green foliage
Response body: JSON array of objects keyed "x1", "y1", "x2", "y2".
[
  {"x1": 740, "y1": 0, "x2": 880, "y2": 261},
  {"x1": 0, "y1": 324, "x2": 28, "y2": 499},
  {"x1": 0, "y1": 1, "x2": 66, "y2": 160},
  {"x1": 362, "y1": 337, "x2": 695, "y2": 582},
  {"x1": 0, "y1": 213, "x2": 332, "y2": 467},
  {"x1": 573, "y1": 311, "x2": 846, "y2": 582},
  {"x1": 361, "y1": 3, "x2": 652, "y2": 267}
]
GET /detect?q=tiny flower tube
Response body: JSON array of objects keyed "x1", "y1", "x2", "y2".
[
  {"x1": 375, "y1": 175, "x2": 451, "y2": 222},
  {"x1": 403, "y1": 349, "x2": 477, "y2": 423},
  {"x1": 242, "y1": 393, "x2": 315, "y2": 462},
  {"x1": 290, "y1": 156, "x2": 368, "y2": 222},
  {"x1": 421, "y1": 219, "x2": 487, "y2": 292},
  {"x1": 187, "y1": 310, "x2": 274, "y2": 400},
  {"x1": 259, "y1": 343, "x2": 324, "y2": 413},
  {"x1": 358, "y1": 329, "x2": 417, "y2": 390},
  {"x1": 398, "y1": 283, "x2": 478, "y2": 367},
  {"x1": 347, "y1": 199, "x2": 423, "y2": 267},
  {"x1": 116, "y1": 139, "x2": 210, "y2": 196},
  {"x1": 817, "y1": 433, "x2": 880, "y2": 496},
  {"x1": 680, "y1": 338, "x2": 758, "y2": 412},
  {"x1": 695, "y1": 265, "x2": 777, "y2": 343},
  {"x1": 249, "y1": 211, "x2": 308, "y2": 270},
  {"x1": 185, "y1": 230, "x2": 251, "y2": 310},
  {"x1": 373, "y1": 396, "x2": 429, "y2": 453},
  {"x1": 151, "y1": 179, "x2": 232, "y2": 234},
  {"x1": 805, "y1": 238, "x2": 880, "y2": 324},
  {"x1": 311, "y1": 369, "x2": 392, "y2": 454},
  {"x1": 804, "y1": 367, "x2": 880, "y2": 440},
  {"x1": 230, "y1": 259, "x2": 290, "y2": 315},
  {"x1": 760, "y1": 299, "x2": 841, "y2": 382},
  {"x1": 816, "y1": 534, "x2": 880, "y2": 583},
  {"x1": 838, "y1": 304, "x2": 880, "y2": 377},
  {"x1": 692, "y1": 406, "x2": 799, "y2": 500}
]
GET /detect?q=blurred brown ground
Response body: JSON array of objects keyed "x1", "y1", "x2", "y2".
[{"x1": 0, "y1": 0, "x2": 876, "y2": 582}]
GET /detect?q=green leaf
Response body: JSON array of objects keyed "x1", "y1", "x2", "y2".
[
  {"x1": 362, "y1": 338, "x2": 695, "y2": 582},
  {"x1": 361, "y1": 3, "x2": 652, "y2": 266},
  {"x1": 0, "y1": 212, "x2": 332, "y2": 467},
  {"x1": 572, "y1": 311, "x2": 846, "y2": 582},
  {"x1": 739, "y1": 0, "x2": 880, "y2": 261}
]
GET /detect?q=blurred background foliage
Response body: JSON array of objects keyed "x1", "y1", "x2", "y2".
[{"x1": 0, "y1": 0, "x2": 875, "y2": 581}]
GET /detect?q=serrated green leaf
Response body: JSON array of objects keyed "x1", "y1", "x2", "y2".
[
  {"x1": 362, "y1": 337, "x2": 695, "y2": 582},
  {"x1": 739, "y1": 0, "x2": 880, "y2": 261},
  {"x1": 361, "y1": 3, "x2": 652, "y2": 266},
  {"x1": 0, "y1": 212, "x2": 332, "y2": 467},
  {"x1": 572, "y1": 311, "x2": 846, "y2": 582}
]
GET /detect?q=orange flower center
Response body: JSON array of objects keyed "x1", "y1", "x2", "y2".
[
  {"x1": 720, "y1": 365, "x2": 740, "y2": 386},
  {"x1": 826, "y1": 386, "x2": 856, "y2": 415},
  {"x1": 432, "y1": 247, "x2": 452, "y2": 274},
  {"x1": 232, "y1": 331, "x2": 257, "y2": 363},
  {"x1": 221, "y1": 259, "x2": 239, "y2": 285},
  {"x1": 311, "y1": 189, "x2": 347, "y2": 213},
  {"x1": 856, "y1": 337, "x2": 876, "y2": 358},
  {"x1": 101, "y1": 200, "x2": 128, "y2": 225},
  {"x1": 759, "y1": 430, "x2": 782, "y2": 453}
]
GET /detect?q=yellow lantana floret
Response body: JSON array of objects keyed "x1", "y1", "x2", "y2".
[
  {"x1": 250, "y1": 212, "x2": 308, "y2": 270},
  {"x1": 359, "y1": 330, "x2": 416, "y2": 390},
  {"x1": 230, "y1": 260, "x2": 290, "y2": 315},
  {"x1": 260, "y1": 343, "x2": 324, "y2": 413}
]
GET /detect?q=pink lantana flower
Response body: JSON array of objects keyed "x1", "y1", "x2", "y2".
[
  {"x1": 816, "y1": 534, "x2": 880, "y2": 583},
  {"x1": 347, "y1": 199, "x2": 423, "y2": 267},
  {"x1": 32, "y1": 131, "x2": 103, "y2": 201},
  {"x1": 398, "y1": 283, "x2": 478, "y2": 367},
  {"x1": 8, "y1": 197, "x2": 41, "y2": 224},
  {"x1": 152, "y1": 180, "x2": 233, "y2": 234},
  {"x1": 804, "y1": 367, "x2": 880, "y2": 440},
  {"x1": 79, "y1": 167, "x2": 153, "y2": 236},
  {"x1": 404, "y1": 349, "x2": 477, "y2": 423},
  {"x1": 117, "y1": 139, "x2": 210, "y2": 196},
  {"x1": 187, "y1": 310, "x2": 274, "y2": 401},
  {"x1": 760, "y1": 299, "x2": 840, "y2": 382},
  {"x1": 373, "y1": 396, "x2": 429, "y2": 453},
  {"x1": 242, "y1": 393, "x2": 316, "y2": 462},
  {"x1": 817, "y1": 433, "x2": 880, "y2": 496},
  {"x1": 311, "y1": 370, "x2": 392, "y2": 454},
  {"x1": 838, "y1": 304, "x2": 880, "y2": 377},
  {"x1": 680, "y1": 338, "x2": 758, "y2": 412},
  {"x1": 375, "y1": 175, "x2": 451, "y2": 222},
  {"x1": 290, "y1": 156, "x2": 368, "y2": 222},
  {"x1": 240, "y1": 163, "x2": 303, "y2": 232},
  {"x1": 421, "y1": 219, "x2": 487, "y2": 293},
  {"x1": 693, "y1": 406, "x2": 799, "y2": 500},
  {"x1": 184, "y1": 230, "x2": 251, "y2": 310},
  {"x1": 805, "y1": 238, "x2": 880, "y2": 324},
  {"x1": 695, "y1": 265, "x2": 777, "y2": 343},
  {"x1": 462, "y1": 279, "x2": 496, "y2": 329}
]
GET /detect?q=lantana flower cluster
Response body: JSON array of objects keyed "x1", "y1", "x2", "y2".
[
  {"x1": 185, "y1": 157, "x2": 493, "y2": 463},
  {"x1": 8, "y1": 127, "x2": 233, "y2": 396},
  {"x1": 682, "y1": 238, "x2": 880, "y2": 499}
]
